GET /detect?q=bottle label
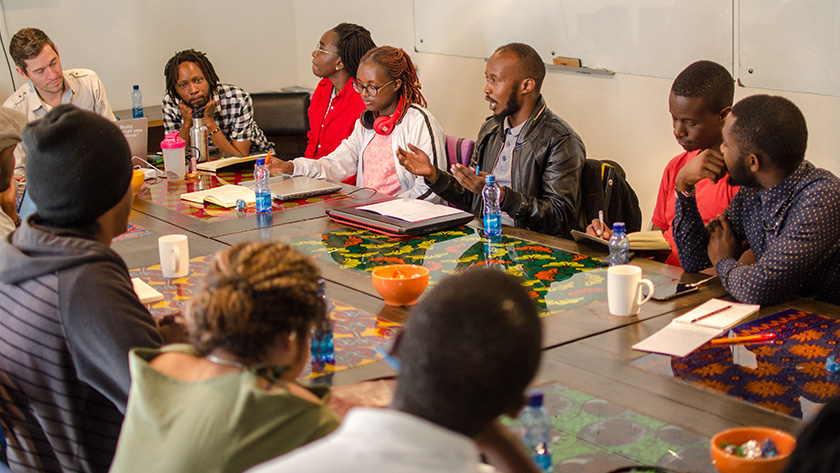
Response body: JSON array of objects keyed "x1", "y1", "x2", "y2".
[{"x1": 484, "y1": 213, "x2": 502, "y2": 236}]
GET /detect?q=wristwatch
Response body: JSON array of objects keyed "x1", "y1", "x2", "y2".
[{"x1": 677, "y1": 185, "x2": 696, "y2": 199}]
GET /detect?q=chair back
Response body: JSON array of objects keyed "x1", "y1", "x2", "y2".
[
  {"x1": 251, "y1": 92, "x2": 310, "y2": 159},
  {"x1": 445, "y1": 135, "x2": 474, "y2": 168},
  {"x1": 581, "y1": 158, "x2": 642, "y2": 232}
]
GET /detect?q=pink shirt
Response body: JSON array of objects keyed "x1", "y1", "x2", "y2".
[
  {"x1": 652, "y1": 149, "x2": 739, "y2": 266},
  {"x1": 362, "y1": 133, "x2": 401, "y2": 196}
]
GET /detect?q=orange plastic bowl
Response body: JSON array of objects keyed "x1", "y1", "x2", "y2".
[
  {"x1": 131, "y1": 169, "x2": 145, "y2": 195},
  {"x1": 371, "y1": 264, "x2": 430, "y2": 306},
  {"x1": 710, "y1": 427, "x2": 795, "y2": 473}
]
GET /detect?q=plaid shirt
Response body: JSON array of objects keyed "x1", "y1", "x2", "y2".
[{"x1": 162, "y1": 83, "x2": 273, "y2": 154}]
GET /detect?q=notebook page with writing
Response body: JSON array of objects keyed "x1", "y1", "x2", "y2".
[{"x1": 632, "y1": 299, "x2": 760, "y2": 357}]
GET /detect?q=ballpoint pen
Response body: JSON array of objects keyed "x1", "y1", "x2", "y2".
[
  {"x1": 710, "y1": 332, "x2": 776, "y2": 346},
  {"x1": 598, "y1": 209, "x2": 605, "y2": 237},
  {"x1": 475, "y1": 165, "x2": 480, "y2": 176},
  {"x1": 684, "y1": 275, "x2": 719, "y2": 288},
  {"x1": 689, "y1": 304, "x2": 732, "y2": 323}
]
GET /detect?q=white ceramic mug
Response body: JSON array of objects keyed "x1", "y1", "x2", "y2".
[
  {"x1": 158, "y1": 234, "x2": 189, "y2": 278},
  {"x1": 607, "y1": 265, "x2": 654, "y2": 316}
]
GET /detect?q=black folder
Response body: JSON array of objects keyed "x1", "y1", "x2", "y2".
[{"x1": 326, "y1": 205, "x2": 474, "y2": 237}]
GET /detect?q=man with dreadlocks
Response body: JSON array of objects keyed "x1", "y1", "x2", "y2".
[
  {"x1": 162, "y1": 49, "x2": 273, "y2": 157},
  {"x1": 398, "y1": 42, "x2": 587, "y2": 237}
]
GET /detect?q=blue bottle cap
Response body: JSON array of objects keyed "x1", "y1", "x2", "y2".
[
  {"x1": 485, "y1": 174, "x2": 495, "y2": 184},
  {"x1": 526, "y1": 391, "x2": 544, "y2": 407},
  {"x1": 133, "y1": 84, "x2": 139, "y2": 90},
  {"x1": 256, "y1": 156, "x2": 265, "y2": 166},
  {"x1": 612, "y1": 222, "x2": 626, "y2": 234}
]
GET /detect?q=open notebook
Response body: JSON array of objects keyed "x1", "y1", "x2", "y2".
[{"x1": 632, "y1": 298, "x2": 760, "y2": 357}]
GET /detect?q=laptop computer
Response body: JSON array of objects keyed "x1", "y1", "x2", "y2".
[
  {"x1": 245, "y1": 175, "x2": 342, "y2": 201},
  {"x1": 117, "y1": 117, "x2": 148, "y2": 159}
]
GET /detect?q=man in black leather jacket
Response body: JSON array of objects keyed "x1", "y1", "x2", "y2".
[{"x1": 398, "y1": 42, "x2": 586, "y2": 236}]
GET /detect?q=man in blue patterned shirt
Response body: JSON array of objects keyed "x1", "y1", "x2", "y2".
[
  {"x1": 673, "y1": 95, "x2": 840, "y2": 305},
  {"x1": 162, "y1": 49, "x2": 273, "y2": 157}
]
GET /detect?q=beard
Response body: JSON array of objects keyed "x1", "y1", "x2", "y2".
[
  {"x1": 494, "y1": 92, "x2": 521, "y2": 123},
  {"x1": 726, "y1": 155, "x2": 760, "y2": 188}
]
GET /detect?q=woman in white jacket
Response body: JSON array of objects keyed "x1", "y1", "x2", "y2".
[{"x1": 268, "y1": 46, "x2": 446, "y2": 201}]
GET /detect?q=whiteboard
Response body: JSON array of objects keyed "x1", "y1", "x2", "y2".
[
  {"x1": 740, "y1": 0, "x2": 840, "y2": 96},
  {"x1": 413, "y1": 0, "x2": 733, "y2": 79}
]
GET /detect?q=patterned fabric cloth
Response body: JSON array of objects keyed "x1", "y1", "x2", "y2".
[
  {"x1": 362, "y1": 133, "x2": 400, "y2": 196},
  {"x1": 162, "y1": 83, "x2": 273, "y2": 155},
  {"x1": 651, "y1": 149, "x2": 738, "y2": 266},
  {"x1": 674, "y1": 161, "x2": 840, "y2": 305}
]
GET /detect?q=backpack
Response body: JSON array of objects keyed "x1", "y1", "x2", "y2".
[{"x1": 580, "y1": 158, "x2": 643, "y2": 232}]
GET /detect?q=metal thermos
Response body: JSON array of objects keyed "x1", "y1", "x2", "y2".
[{"x1": 190, "y1": 107, "x2": 209, "y2": 162}]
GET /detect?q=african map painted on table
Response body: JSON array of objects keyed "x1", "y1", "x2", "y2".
[
  {"x1": 291, "y1": 226, "x2": 676, "y2": 314},
  {"x1": 506, "y1": 383, "x2": 716, "y2": 473},
  {"x1": 129, "y1": 254, "x2": 399, "y2": 380},
  {"x1": 135, "y1": 169, "x2": 349, "y2": 222},
  {"x1": 632, "y1": 309, "x2": 840, "y2": 421}
]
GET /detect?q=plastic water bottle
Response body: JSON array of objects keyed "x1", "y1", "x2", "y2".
[
  {"x1": 482, "y1": 174, "x2": 502, "y2": 236},
  {"x1": 310, "y1": 279, "x2": 335, "y2": 366},
  {"x1": 609, "y1": 221, "x2": 630, "y2": 266},
  {"x1": 521, "y1": 391, "x2": 553, "y2": 473},
  {"x1": 131, "y1": 85, "x2": 143, "y2": 118},
  {"x1": 254, "y1": 156, "x2": 272, "y2": 213}
]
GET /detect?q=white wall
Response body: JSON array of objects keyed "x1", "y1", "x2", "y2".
[
  {"x1": 2, "y1": 0, "x2": 839, "y2": 225},
  {"x1": 0, "y1": 0, "x2": 299, "y2": 113}
]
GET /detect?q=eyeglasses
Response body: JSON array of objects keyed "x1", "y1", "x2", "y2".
[
  {"x1": 314, "y1": 44, "x2": 338, "y2": 56},
  {"x1": 176, "y1": 76, "x2": 204, "y2": 91},
  {"x1": 352, "y1": 79, "x2": 396, "y2": 97}
]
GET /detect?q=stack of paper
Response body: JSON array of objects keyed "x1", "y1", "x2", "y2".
[
  {"x1": 180, "y1": 185, "x2": 255, "y2": 208},
  {"x1": 632, "y1": 298, "x2": 760, "y2": 357}
]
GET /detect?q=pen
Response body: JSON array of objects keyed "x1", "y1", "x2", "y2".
[
  {"x1": 475, "y1": 165, "x2": 480, "y2": 176},
  {"x1": 598, "y1": 210, "x2": 605, "y2": 237},
  {"x1": 710, "y1": 332, "x2": 776, "y2": 346},
  {"x1": 374, "y1": 345, "x2": 401, "y2": 372},
  {"x1": 684, "y1": 275, "x2": 719, "y2": 288},
  {"x1": 689, "y1": 304, "x2": 732, "y2": 323}
]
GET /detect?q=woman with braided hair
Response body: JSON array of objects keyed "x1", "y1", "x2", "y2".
[
  {"x1": 109, "y1": 242, "x2": 340, "y2": 473},
  {"x1": 269, "y1": 46, "x2": 447, "y2": 202}
]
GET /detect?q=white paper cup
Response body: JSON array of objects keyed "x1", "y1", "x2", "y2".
[
  {"x1": 607, "y1": 265, "x2": 654, "y2": 316},
  {"x1": 158, "y1": 234, "x2": 189, "y2": 278}
]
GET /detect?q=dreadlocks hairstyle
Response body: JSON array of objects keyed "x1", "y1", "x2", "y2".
[
  {"x1": 360, "y1": 46, "x2": 426, "y2": 124},
  {"x1": 164, "y1": 49, "x2": 220, "y2": 103},
  {"x1": 187, "y1": 241, "x2": 325, "y2": 363},
  {"x1": 9, "y1": 28, "x2": 56, "y2": 73},
  {"x1": 332, "y1": 23, "x2": 376, "y2": 79}
]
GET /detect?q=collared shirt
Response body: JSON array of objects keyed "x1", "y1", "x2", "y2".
[
  {"x1": 305, "y1": 77, "x2": 366, "y2": 160},
  {"x1": 4, "y1": 68, "x2": 115, "y2": 175},
  {"x1": 247, "y1": 408, "x2": 495, "y2": 473},
  {"x1": 493, "y1": 117, "x2": 525, "y2": 226},
  {"x1": 162, "y1": 83, "x2": 273, "y2": 155},
  {"x1": 673, "y1": 161, "x2": 840, "y2": 305}
]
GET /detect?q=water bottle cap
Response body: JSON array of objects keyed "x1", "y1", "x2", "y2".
[
  {"x1": 160, "y1": 131, "x2": 186, "y2": 149},
  {"x1": 485, "y1": 174, "x2": 495, "y2": 184},
  {"x1": 255, "y1": 156, "x2": 265, "y2": 166},
  {"x1": 133, "y1": 84, "x2": 139, "y2": 90},
  {"x1": 612, "y1": 222, "x2": 626, "y2": 234},
  {"x1": 526, "y1": 391, "x2": 544, "y2": 407}
]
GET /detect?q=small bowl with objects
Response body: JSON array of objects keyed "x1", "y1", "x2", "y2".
[
  {"x1": 371, "y1": 264, "x2": 430, "y2": 306},
  {"x1": 710, "y1": 427, "x2": 796, "y2": 473}
]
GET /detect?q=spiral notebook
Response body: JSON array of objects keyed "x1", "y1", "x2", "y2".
[{"x1": 632, "y1": 298, "x2": 760, "y2": 357}]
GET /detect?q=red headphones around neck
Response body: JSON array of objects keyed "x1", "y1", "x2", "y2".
[{"x1": 361, "y1": 96, "x2": 405, "y2": 136}]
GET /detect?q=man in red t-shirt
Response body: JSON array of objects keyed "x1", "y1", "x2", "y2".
[{"x1": 587, "y1": 61, "x2": 738, "y2": 266}]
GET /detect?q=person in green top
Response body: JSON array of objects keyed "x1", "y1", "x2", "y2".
[{"x1": 109, "y1": 241, "x2": 340, "y2": 473}]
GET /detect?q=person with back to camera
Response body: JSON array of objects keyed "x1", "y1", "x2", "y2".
[
  {"x1": 305, "y1": 23, "x2": 376, "y2": 185},
  {"x1": 268, "y1": 46, "x2": 447, "y2": 202},
  {"x1": 247, "y1": 269, "x2": 545, "y2": 473},
  {"x1": 108, "y1": 241, "x2": 340, "y2": 473},
  {"x1": 0, "y1": 105, "x2": 168, "y2": 473}
]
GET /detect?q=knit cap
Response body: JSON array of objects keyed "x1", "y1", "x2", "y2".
[
  {"x1": 23, "y1": 105, "x2": 132, "y2": 226},
  {"x1": 0, "y1": 107, "x2": 26, "y2": 151}
]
